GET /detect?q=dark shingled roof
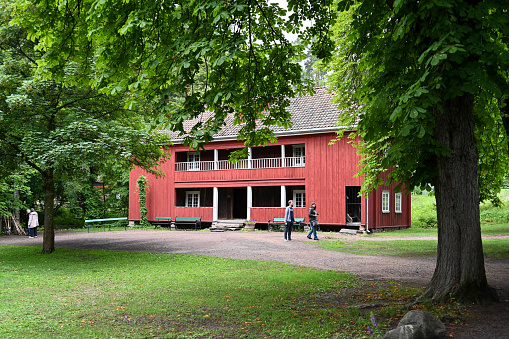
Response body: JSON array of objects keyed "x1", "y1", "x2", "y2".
[{"x1": 167, "y1": 87, "x2": 341, "y2": 141}]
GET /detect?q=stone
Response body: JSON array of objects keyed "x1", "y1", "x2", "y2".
[
  {"x1": 339, "y1": 228, "x2": 358, "y2": 235},
  {"x1": 383, "y1": 325, "x2": 426, "y2": 339},
  {"x1": 382, "y1": 310, "x2": 446, "y2": 339}
]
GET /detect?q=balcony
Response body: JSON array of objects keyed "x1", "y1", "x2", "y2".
[{"x1": 175, "y1": 156, "x2": 305, "y2": 172}]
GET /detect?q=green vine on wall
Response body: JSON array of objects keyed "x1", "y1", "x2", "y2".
[{"x1": 136, "y1": 176, "x2": 150, "y2": 228}]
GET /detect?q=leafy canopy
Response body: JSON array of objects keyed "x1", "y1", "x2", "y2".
[
  {"x1": 13, "y1": 0, "x2": 336, "y2": 151},
  {"x1": 328, "y1": 0, "x2": 509, "y2": 197}
]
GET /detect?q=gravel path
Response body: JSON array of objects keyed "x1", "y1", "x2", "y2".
[{"x1": 2, "y1": 230, "x2": 508, "y2": 338}]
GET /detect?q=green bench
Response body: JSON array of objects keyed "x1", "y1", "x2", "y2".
[
  {"x1": 151, "y1": 217, "x2": 172, "y2": 229},
  {"x1": 174, "y1": 216, "x2": 201, "y2": 230},
  {"x1": 84, "y1": 217, "x2": 128, "y2": 232},
  {"x1": 267, "y1": 217, "x2": 306, "y2": 232}
]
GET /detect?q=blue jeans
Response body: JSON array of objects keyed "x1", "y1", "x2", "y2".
[
  {"x1": 28, "y1": 227, "x2": 37, "y2": 237},
  {"x1": 284, "y1": 221, "x2": 293, "y2": 240},
  {"x1": 307, "y1": 220, "x2": 318, "y2": 239}
]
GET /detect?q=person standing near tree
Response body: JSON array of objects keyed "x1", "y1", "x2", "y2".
[
  {"x1": 284, "y1": 200, "x2": 295, "y2": 242},
  {"x1": 307, "y1": 202, "x2": 319, "y2": 240},
  {"x1": 25, "y1": 209, "x2": 31, "y2": 236},
  {"x1": 27, "y1": 208, "x2": 39, "y2": 238}
]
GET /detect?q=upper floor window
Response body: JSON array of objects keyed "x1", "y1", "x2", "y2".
[
  {"x1": 293, "y1": 145, "x2": 305, "y2": 166},
  {"x1": 186, "y1": 191, "x2": 200, "y2": 207},
  {"x1": 293, "y1": 190, "x2": 306, "y2": 208},
  {"x1": 395, "y1": 192, "x2": 402, "y2": 213},
  {"x1": 187, "y1": 152, "x2": 200, "y2": 171},
  {"x1": 382, "y1": 191, "x2": 390, "y2": 213}
]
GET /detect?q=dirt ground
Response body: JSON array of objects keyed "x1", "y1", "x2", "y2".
[{"x1": 1, "y1": 229, "x2": 508, "y2": 338}]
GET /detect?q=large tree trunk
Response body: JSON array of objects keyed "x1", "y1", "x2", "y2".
[
  {"x1": 42, "y1": 168, "x2": 55, "y2": 254},
  {"x1": 423, "y1": 94, "x2": 498, "y2": 303}
]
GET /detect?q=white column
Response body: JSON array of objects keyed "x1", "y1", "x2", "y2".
[
  {"x1": 281, "y1": 186, "x2": 286, "y2": 208},
  {"x1": 248, "y1": 147, "x2": 252, "y2": 169},
  {"x1": 213, "y1": 187, "x2": 218, "y2": 221},
  {"x1": 281, "y1": 145, "x2": 285, "y2": 167},
  {"x1": 247, "y1": 186, "x2": 252, "y2": 220},
  {"x1": 214, "y1": 149, "x2": 218, "y2": 170}
]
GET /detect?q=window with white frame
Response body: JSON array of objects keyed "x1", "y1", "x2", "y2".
[
  {"x1": 185, "y1": 191, "x2": 200, "y2": 207},
  {"x1": 293, "y1": 190, "x2": 306, "y2": 208},
  {"x1": 382, "y1": 191, "x2": 390, "y2": 213},
  {"x1": 293, "y1": 145, "x2": 305, "y2": 166},
  {"x1": 187, "y1": 152, "x2": 200, "y2": 171},
  {"x1": 395, "y1": 193, "x2": 402, "y2": 213}
]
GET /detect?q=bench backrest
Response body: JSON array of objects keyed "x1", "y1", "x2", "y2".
[
  {"x1": 175, "y1": 217, "x2": 201, "y2": 221},
  {"x1": 85, "y1": 217, "x2": 127, "y2": 223},
  {"x1": 271, "y1": 217, "x2": 304, "y2": 223},
  {"x1": 155, "y1": 217, "x2": 172, "y2": 220}
]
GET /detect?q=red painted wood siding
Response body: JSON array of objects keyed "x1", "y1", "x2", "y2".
[{"x1": 129, "y1": 132, "x2": 411, "y2": 228}]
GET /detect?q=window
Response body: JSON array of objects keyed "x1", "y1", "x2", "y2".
[
  {"x1": 186, "y1": 191, "x2": 200, "y2": 207},
  {"x1": 293, "y1": 190, "x2": 306, "y2": 208},
  {"x1": 293, "y1": 145, "x2": 305, "y2": 166},
  {"x1": 395, "y1": 193, "x2": 402, "y2": 213},
  {"x1": 382, "y1": 191, "x2": 390, "y2": 213},
  {"x1": 187, "y1": 152, "x2": 200, "y2": 171}
]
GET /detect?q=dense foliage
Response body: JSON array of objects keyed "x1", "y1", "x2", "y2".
[
  {"x1": 327, "y1": 0, "x2": 508, "y2": 302},
  {"x1": 0, "y1": 1, "x2": 170, "y2": 251},
  {"x1": 13, "y1": 0, "x2": 336, "y2": 154}
]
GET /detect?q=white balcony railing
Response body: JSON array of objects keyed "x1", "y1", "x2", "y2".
[{"x1": 175, "y1": 156, "x2": 305, "y2": 172}]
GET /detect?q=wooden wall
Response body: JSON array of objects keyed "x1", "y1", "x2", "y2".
[{"x1": 129, "y1": 132, "x2": 411, "y2": 228}]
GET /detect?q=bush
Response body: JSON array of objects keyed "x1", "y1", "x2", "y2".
[
  {"x1": 54, "y1": 216, "x2": 84, "y2": 229},
  {"x1": 411, "y1": 195, "x2": 437, "y2": 228},
  {"x1": 54, "y1": 207, "x2": 84, "y2": 229}
]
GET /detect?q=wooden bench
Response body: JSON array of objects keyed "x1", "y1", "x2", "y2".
[
  {"x1": 173, "y1": 217, "x2": 201, "y2": 230},
  {"x1": 267, "y1": 217, "x2": 306, "y2": 231},
  {"x1": 267, "y1": 217, "x2": 286, "y2": 231},
  {"x1": 151, "y1": 217, "x2": 172, "y2": 229},
  {"x1": 84, "y1": 217, "x2": 127, "y2": 232}
]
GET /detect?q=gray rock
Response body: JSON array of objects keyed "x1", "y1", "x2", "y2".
[
  {"x1": 383, "y1": 325, "x2": 426, "y2": 339},
  {"x1": 382, "y1": 311, "x2": 446, "y2": 339}
]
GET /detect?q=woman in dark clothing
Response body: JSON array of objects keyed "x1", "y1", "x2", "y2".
[{"x1": 307, "y1": 202, "x2": 319, "y2": 240}]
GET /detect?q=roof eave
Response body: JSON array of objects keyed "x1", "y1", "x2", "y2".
[{"x1": 169, "y1": 126, "x2": 356, "y2": 145}]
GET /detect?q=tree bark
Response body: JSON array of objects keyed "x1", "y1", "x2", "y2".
[
  {"x1": 42, "y1": 168, "x2": 55, "y2": 254},
  {"x1": 423, "y1": 94, "x2": 498, "y2": 303}
]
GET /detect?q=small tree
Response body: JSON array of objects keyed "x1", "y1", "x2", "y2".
[{"x1": 136, "y1": 176, "x2": 150, "y2": 228}]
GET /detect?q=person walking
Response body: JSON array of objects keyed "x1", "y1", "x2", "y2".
[
  {"x1": 307, "y1": 202, "x2": 319, "y2": 240},
  {"x1": 27, "y1": 208, "x2": 39, "y2": 238},
  {"x1": 284, "y1": 200, "x2": 295, "y2": 241}
]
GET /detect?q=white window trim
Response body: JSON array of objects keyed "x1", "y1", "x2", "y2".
[
  {"x1": 185, "y1": 191, "x2": 200, "y2": 207},
  {"x1": 293, "y1": 190, "x2": 306, "y2": 208},
  {"x1": 293, "y1": 145, "x2": 305, "y2": 166},
  {"x1": 382, "y1": 191, "x2": 390, "y2": 213},
  {"x1": 187, "y1": 152, "x2": 200, "y2": 171},
  {"x1": 395, "y1": 193, "x2": 402, "y2": 213}
]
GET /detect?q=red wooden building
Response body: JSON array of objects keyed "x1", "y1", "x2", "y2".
[{"x1": 128, "y1": 88, "x2": 411, "y2": 231}]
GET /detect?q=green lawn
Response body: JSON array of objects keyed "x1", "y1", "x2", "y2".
[
  {"x1": 317, "y1": 238, "x2": 508, "y2": 257},
  {"x1": 1, "y1": 245, "x2": 430, "y2": 339}
]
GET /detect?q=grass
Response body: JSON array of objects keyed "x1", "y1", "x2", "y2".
[
  {"x1": 2, "y1": 191, "x2": 506, "y2": 338},
  {"x1": 0, "y1": 245, "x2": 447, "y2": 339},
  {"x1": 318, "y1": 238, "x2": 508, "y2": 257}
]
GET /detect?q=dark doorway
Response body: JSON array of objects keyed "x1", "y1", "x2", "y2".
[
  {"x1": 346, "y1": 186, "x2": 361, "y2": 225},
  {"x1": 218, "y1": 187, "x2": 247, "y2": 220}
]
